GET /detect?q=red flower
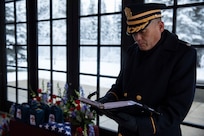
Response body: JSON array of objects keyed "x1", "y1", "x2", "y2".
[
  {"x1": 70, "y1": 107, "x2": 75, "y2": 111},
  {"x1": 52, "y1": 94, "x2": 57, "y2": 98},
  {"x1": 37, "y1": 89, "x2": 42, "y2": 93},
  {"x1": 76, "y1": 104, "x2": 81, "y2": 111},
  {"x1": 56, "y1": 100, "x2": 61, "y2": 105},
  {"x1": 75, "y1": 99, "x2": 80, "y2": 104},
  {"x1": 48, "y1": 98, "x2": 53, "y2": 103},
  {"x1": 76, "y1": 127, "x2": 83, "y2": 133},
  {"x1": 2, "y1": 113, "x2": 6, "y2": 118},
  {"x1": 36, "y1": 96, "x2": 41, "y2": 101}
]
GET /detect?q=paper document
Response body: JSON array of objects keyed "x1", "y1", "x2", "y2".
[{"x1": 79, "y1": 97, "x2": 161, "y2": 115}]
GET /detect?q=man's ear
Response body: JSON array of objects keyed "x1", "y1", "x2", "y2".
[{"x1": 159, "y1": 21, "x2": 164, "y2": 32}]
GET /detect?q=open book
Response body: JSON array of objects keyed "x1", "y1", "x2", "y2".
[{"x1": 79, "y1": 97, "x2": 161, "y2": 115}]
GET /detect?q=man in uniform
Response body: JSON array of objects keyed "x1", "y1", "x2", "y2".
[{"x1": 97, "y1": 3, "x2": 197, "y2": 136}]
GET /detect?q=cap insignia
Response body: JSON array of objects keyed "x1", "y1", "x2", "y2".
[{"x1": 124, "y1": 7, "x2": 132, "y2": 18}]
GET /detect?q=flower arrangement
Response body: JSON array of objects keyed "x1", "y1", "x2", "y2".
[
  {"x1": 59, "y1": 85, "x2": 96, "y2": 136},
  {"x1": 30, "y1": 81, "x2": 96, "y2": 136},
  {"x1": 30, "y1": 81, "x2": 61, "y2": 106}
]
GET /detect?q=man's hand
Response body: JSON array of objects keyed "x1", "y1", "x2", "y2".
[
  {"x1": 97, "y1": 93, "x2": 116, "y2": 104},
  {"x1": 91, "y1": 93, "x2": 117, "y2": 115},
  {"x1": 90, "y1": 96, "x2": 112, "y2": 115}
]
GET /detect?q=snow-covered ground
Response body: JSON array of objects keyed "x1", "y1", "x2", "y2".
[
  {"x1": 7, "y1": 60, "x2": 204, "y2": 86},
  {"x1": 8, "y1": 61, "x2": 203, "y2": 104}
]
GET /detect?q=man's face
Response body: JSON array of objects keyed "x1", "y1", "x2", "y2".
[{"x1": 132, "y1": 19, "x2": 164, "y2": 51}]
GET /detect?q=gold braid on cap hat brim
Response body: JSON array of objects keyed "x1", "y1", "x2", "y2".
[
  {"x1": 126, "y1": 14, "x2": 162, "y2": 26},
  {"x1": 125, "y1": 9, "x2": 161, "y2": 20},
  {"x1": 125, "y1": 7, "x2": 162, "y2": 34},
  {"x1": 126, "y1": 22, "x2": 149, "y2": 35}
]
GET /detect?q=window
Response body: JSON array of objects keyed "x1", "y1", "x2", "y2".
[
  {"x1": 5, "y1": 0, "x2": 28, "y2": 103},
  {"x1": 37, "y1": 0, "x2": 67, "y2": 96},
  {"x1": 5, "y1": 0, "x2": 68, "y2": 104},
  {"x1": 79, "y1": 0, "x2": 122, "y2": 131}
]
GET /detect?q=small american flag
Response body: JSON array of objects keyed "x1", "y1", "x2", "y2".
[{"x1": 39, "y1": 122, "x2": 71, "y2": 136}]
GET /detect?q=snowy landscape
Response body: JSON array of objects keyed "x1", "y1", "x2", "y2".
[{"x1": 7, "y1": 59, "x2": 204, "y2": 88}]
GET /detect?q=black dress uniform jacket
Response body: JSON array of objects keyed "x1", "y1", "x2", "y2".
[{"x1": 108, "y1": 30, "x2": 197, "y2": 136}]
